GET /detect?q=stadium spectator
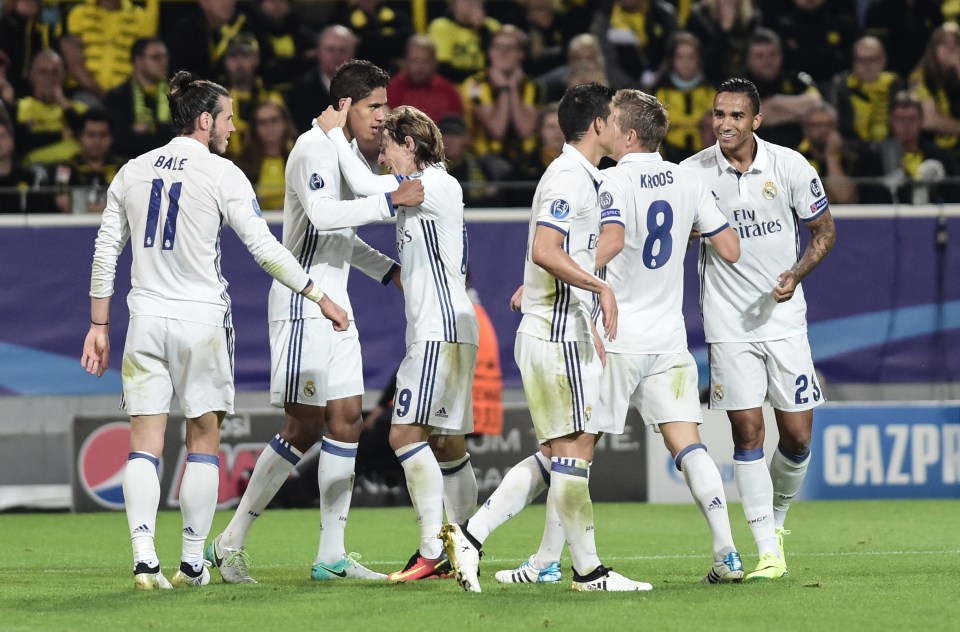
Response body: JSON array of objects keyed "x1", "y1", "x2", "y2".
[
  {"x1": 768, "y1": 0, "x2": 856, "y2": 87},
  {"x1": 60, "y1": 0, "x2": 160, "y2": 102},
  {"x1": 167, "y1": 0, "x2": 251, "y2": 80},
  {"x1": 875, "y1": 91, "x2": 960, "y2": 204},
  {"x1": 81, "y1": 71, "x2": 348, "y2": 590},
  {"x1": 288, "y1": 25, "x2": 357, "y2": 133},
  {"x1": 51, "y1": 108, "x2": 122, "y2": 213},
  {"x1": 0, "y1": 106, "x2": 56, "y2": 213},
  {"x1": 829, "y1": 36, "x2": 905, "y2": 144},
  {"x1": 686, "y1": 0, "x2": 761, "y2": 84},
  {"x1": 0, "y1": 50, "x2": 16, "y2": 106},
  {"x1": 595, "y1": 0, "x2": 678, "y2": 87},
  {"x1": 331, "y1": 0, "x2": 414, "y2": 75},
  {"x1": 910, "y1": 23, "x2": 960, "y2": 161},
  {"x1": 0, "y1": 0, "x2": 57, "y2": 99},
  {"x1": 461, "y1": 25, "x2": 542, "y2": 169},
  {"x1": 538, "y1": 33, "x2": 625, "y2": 104},
  {"x1": 440, "y1": 113, "x2": 509, "y2": 207},
  {"x1": 864, "y1": 0, "x2": 943, "y2": 78},
  {"x1": 742, "y1": 28, "x2": 822, "y2": 150},
  {"x1": 247, "y1": 0, "x2": 314, "y2": 92},
  {"x1": 516, "y1": 0, "x2": 574, "y2": 77},
  {"x1": 796, "y1": 102, "x2": 860, "y2": 204},
  {"x1": 234, "y1": 99, "x2": 297, "y2": 210},
  {"x1": 652, "y1": 31, "x2": 715, "y2": 162},
  {"x1": 515, "y1": 101, "x2": 564, "y2": 184},
  {"x1": 14, "y1": 49, "x2": 88, "y2": 166},
  {"x1": 427, "y1": 0, "x2": 501, "y2": 83},
  {"x1": 387, "y1": 35, "x2": 464, "y2": 123},
  {"x1": 220, "y1": 33, "x2": 285, "y2": 160},
  {"x1": 103, "y1": 37, "x2": 171, "y2": 159}
]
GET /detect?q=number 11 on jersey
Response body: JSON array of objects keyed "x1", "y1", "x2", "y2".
[{"x1": 144, "y1": 178, "x2": 183, "y2": 251}]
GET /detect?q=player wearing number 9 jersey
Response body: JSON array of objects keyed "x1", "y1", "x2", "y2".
[
  {"x1": 82, "y1": 71, "x2": 347, "y2": 591},
  {"x1": 681, "y1": 78, "x2": 836, "y2": 581}
]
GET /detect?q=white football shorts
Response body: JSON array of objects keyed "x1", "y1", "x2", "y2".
[
  {"x1": 596, "y1": 351, "x2": 703, "y2": 434},
  {"x1": 708, "y1": 334, "x2": 825, "y2": 412},
  {"x1": 515, "y1": 332, "x2": 602, "y2": 442},
  {"x1": 121, "y1": 315, "x2": 234, "y2": 418},
  {"x1": 269, "y1": 319, "x2": 364, "y2": 407},
  {"x1": 392, "y1": 340, "x2": 477, "y2": 434}
]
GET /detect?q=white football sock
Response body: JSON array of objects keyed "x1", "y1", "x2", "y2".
[
  {"x1": 533, "y1": 482, "x2": 564, "y2": 569},
  {"x1": 397, "y1": 442, "x2": 444, "y2": 559},
  {"x1": 439, "y1": 452, "x2": 478, "y2": 525},
  {"x1": 179, "y1": 453, "x2": 220, "y2": 566},
  {"x1": 677, "y1": 444, "x2": 736, "y2": 559},
  {"x1": 734, "y1": 449, "x2": 778, "y2": 557},
  {"x1": 466, "y1": 451, "x2": 550, "y2": 545},
  {"x1": 770, "y1": 445, "x2": 811, "y2": 529},
  {"x1": 124, "y1": 452, "x2": 161, "y2": 568},
  {"x1": 550, "y1": 457, "x2": 601, "y2": 576},
  {"x1": 222, "y1": 435, "x2": 301, "y2": 550},
  {"x1": 315, "y1": 437, "x2": 358, "y2": 564}
]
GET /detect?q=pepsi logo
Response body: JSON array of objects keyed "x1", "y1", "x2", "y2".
[{"x1": 78, "y1": 422, "x2": 157, "y2": 510}]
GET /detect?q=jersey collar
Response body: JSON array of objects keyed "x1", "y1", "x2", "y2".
[
  {"x1": 617, "y1": 151, "x2": 663, "y2": 165},
  {"x1": 170, "y1": 136, "x2": 209, "y2": 152},
  {"x1": 711, "y1": 135, "x2": 771, "y2": 174},
  {"x1": 562, "y1": 143, "x2": 603, "y2": 185}
]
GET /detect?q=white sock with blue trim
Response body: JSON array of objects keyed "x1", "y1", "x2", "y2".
[
  {"x1": 397, "y1": 441, "x2": 444, "y2": 559},
  {"x1": 734, "y1": 448, "x2": 778, "y2": 557},
  {"x1": 770, "y1": 444, "x2": 811, "y2": 529},
  {"x1": 466, "y1": 451, "x2": 550, "y2": 545},
  {"x1": 223, "y1": 435, "x2": 301, "y2": 550},
  {"x1": 439, "y1": 452, "x2": 477, "y2": 525},
  {"x1": 677, "y1": 444, "x2": 736, "y2": 559},
  {"x1": 316, "y1": 437, "x2": 359, "y2": 564},
  {"x1": 550, "y1": 457, "x2": 601, "y2": 576},
  {"x1": 180, "y1": 453, "x2": 220, "y2": 569},
  {"x1": 123, "y1": 451, "x2": 161, "y2": 568},
  {"x1": 533, "y1": 481, "x2": 564, "y2": 570}
]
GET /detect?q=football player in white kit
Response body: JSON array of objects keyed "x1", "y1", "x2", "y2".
[
  {"x1": 441, "y1": 83, "x2": 651, "y2": 593},
  {"x1": 494, "y1": 89, "x2": 745, "y2": 586},
  {"x1": 317, "y1": 104, "x2": 480, "y2": 581},
  {"x1": 81, "y1": 71, "x2": 348, "y2": 590},
  {"x1": 682, "y1": 78, "x2": 836, "y2": 580},
  {"x1": 206, "y1": 60, "x2": 425, "y2": 584}
]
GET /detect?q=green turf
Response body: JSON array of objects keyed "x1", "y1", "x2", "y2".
[{"x1": 1, "y1": 500, "x2": 957, "y2": 630}]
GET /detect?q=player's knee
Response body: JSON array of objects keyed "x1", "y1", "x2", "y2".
[
  {"x1": 281, "y1": 419, "x2": 322, "y2": 452},
  {"x1": 780, "y1": 436, "x2": 811, "y2": 458}
]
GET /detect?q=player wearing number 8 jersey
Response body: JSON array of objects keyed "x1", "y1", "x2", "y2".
[
  {"x1": 681, "y1": 78, "x2": 836, "y2": 580},
  {"x1": 82, "y1": 71, "x2": 348, "y2": 591}
]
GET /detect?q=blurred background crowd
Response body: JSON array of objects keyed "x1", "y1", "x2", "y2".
[{"x1": 1, "y1": 0, "x2": 959, "y2": 213}]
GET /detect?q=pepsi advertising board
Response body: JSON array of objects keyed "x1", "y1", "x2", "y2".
[{"x1": 804, "y1": 404, "x2": 960, "y2": 499}]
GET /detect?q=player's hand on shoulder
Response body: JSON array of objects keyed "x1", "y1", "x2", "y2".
[
  {"x1": 318, "y1": 294, "x2": 350, "y2": 331},
  {"x1": 317, "y1": 100, "x2": 349, "y2": 134},
  {"x1": 773, "y1": 269, "x2": 798, "y2": 303},
  {"x1": 509, "y1": 284, "x2": 523, "y2": 311},
  {"x1": 392, "y1": 178, "x2": 425, "y2": 207}
]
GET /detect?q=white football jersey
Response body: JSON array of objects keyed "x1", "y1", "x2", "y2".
[
  {"x1": 518, "y1": 143, "x2": 603, "y2": 343},
  {"x1": 681, "y1": 137, "x2": 829, "y2": 343},
  {"x1": 267, "y1": 124, "x2": 397, "y2": 323},
  {"x1": 395, "y1": 166, "x2": 478, "y2": 347},
  {"x1": 597, "y1": 152, "x2": 729, "y2": 353},
  {"x1": 91, "y1": 137, "x2": 312, "y2": 327}
]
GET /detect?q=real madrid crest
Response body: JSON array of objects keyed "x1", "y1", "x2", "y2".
[
  {"x1": 584, "y1": 405, "x2": 592, "y2": 421},
  {"x1": 304, "y1": 380, "x2": 316, "y2": 397},
  {"x1": 762, "y1": 181, "x2": 777, "y2": 200},
  {"x1": 712, "y1": 384, "x2": 724, "y2": 402}
]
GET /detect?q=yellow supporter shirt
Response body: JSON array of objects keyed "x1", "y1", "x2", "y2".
[{"x1": 256, "y1": 156, "x2": 286, "y2": 211}]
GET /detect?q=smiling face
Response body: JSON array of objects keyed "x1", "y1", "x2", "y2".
[
  {"x1": 208, "y1": 95, "x2": 236, "y2": 155},
  {"x1": 713, "y1": 91, "x2": 760, "y2": 157},
  {"x1": 345, "y1": 87, "x2": 387, "y2": 143},
  {"x1": 378, "y1": 131, "x2": 415, "y2": 175}
]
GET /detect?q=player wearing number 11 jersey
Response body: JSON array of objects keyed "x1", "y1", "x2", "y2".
[
  {"x1": 681, "y1": 78, "x2": 836, "y2": 580},
  {"x1": 82, "y1": 72, "x2": 347, "y2": 590}
]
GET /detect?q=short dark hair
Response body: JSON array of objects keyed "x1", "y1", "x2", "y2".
[
  {"x1": 330, "y1": 59, "x2": 390, "y2": 106},
  {"x1": 73, "y1": 108, "x2": 112, "y2": 136},
  {"x1": 613, "y1": 89, "x2": 669, "y2": 152},
  {"x1": 891, "y1": 90, "x2": 923, "y2": 116},
  {"x1": 557, "y1": 82, "x2": 614, "y2": 142},
  {"x1": 131, "y1": 36, "x2": 164, "y2": 62},
  {"x1": 168, "y1": 70, "x2": 230, "y2": 135},
  {"x1": 748, "y1": 28, "x2": 781, "y2": 52},
  {"x1": 716, "y1": 77, "x2": 761, "y2": 117}
]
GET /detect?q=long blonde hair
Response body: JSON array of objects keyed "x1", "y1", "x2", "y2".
[{"x1": 381, "y1": 106, "x2": 445, "y2": 169}]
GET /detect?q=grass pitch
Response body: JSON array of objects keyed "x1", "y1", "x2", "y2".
[{"x1": 1, "y1": 500, "x2": 957, "y2": 631}]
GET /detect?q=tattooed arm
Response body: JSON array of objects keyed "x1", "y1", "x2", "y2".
[{"x1": 773, "y1": 209, "x2": 836, "y2": 303}]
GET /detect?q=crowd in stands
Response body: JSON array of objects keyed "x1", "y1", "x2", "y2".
[{"x1": 1, "y1": 0, "x2": 959, "y2": 213}]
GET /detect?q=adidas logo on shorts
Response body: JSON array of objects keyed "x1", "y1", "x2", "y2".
[{"x1": 435, "y1": 407, "x2": 448, "y2": 418}]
